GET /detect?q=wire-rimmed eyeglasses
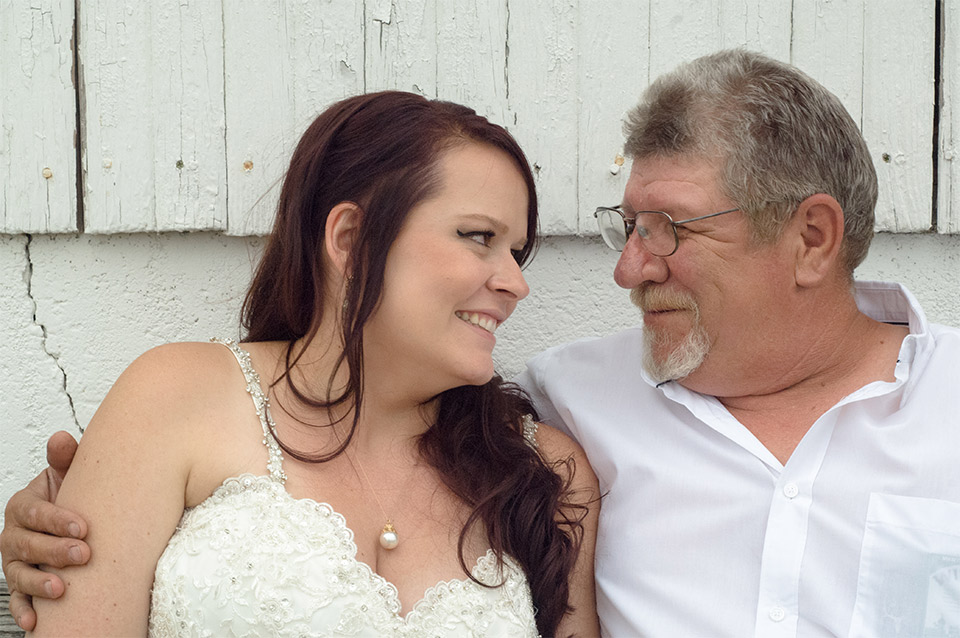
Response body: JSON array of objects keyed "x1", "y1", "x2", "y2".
[{"x1": 593, "y1": 206, "x2": 741, "y2": 255}]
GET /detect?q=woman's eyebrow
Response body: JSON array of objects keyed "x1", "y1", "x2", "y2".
[{"x1": 456, "y1": 212, "x2": 509, "y2": 234}]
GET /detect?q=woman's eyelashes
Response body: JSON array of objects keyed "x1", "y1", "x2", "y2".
[
  {"x1": 457, "y1": 229, "x2": 495, "y2": 247},
  {"x1": 457, "y1": 229, "x2": 527, "y2": 262}
]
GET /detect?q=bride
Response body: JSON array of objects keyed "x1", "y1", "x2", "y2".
[{"x1": 27, "y1": 91, "x2": 599, "y2": 636}]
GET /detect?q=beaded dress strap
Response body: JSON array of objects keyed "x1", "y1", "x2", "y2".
[
  {"x1": 521, "y1": 414, "x2": 539, "y2": 449},
  {"x1": 211, "y1": 338, "x2": 287, "y2": 484}
]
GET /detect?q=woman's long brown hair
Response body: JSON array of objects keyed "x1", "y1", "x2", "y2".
[{"x1": 241, "y1": 91, "x2": 582, "y2": 635}]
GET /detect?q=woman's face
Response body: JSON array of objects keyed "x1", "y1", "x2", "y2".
[{"x1": 363, "y1": 142, "x2": 531, "y2": 398}]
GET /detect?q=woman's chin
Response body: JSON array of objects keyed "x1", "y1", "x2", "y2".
[{"x1": 448, "y1": 361, "x2": 497, "y2": 389}]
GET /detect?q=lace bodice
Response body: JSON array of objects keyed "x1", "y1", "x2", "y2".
[{"x1": 148, "y1": 339, "x2": 539, "y2": 637}]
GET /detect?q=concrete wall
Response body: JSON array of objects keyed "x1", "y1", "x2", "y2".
[{"x1": 2, "y1": 231, "x2": 959, "y2": 528}]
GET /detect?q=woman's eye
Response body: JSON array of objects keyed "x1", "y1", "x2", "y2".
[{"x1": 457, "y1": 230, "x2": 494, "y2": 247}]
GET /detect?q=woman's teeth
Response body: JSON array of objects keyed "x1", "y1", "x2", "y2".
[{"x1": 455, "y1": 311, "x2": 498, "y2": 334}]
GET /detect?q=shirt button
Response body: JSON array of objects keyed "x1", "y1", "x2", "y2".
[
  {"x1": 769, "y1": 606, "x2": 786, "y2": 622},
  {"x1": 783, "y1": 482, "x2": 799, "y2": 499}
]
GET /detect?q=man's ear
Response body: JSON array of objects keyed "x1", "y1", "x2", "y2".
[
  {"x1": 792, "y1": 193, "x2": 845, "y2": 288},
  {"x1": 324, "y1": 202, "x2": 363, "y2": 276}
]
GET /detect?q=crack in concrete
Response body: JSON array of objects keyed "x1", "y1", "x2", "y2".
[{"x1": 24, "y1": 234, "x2": 83, "y2": 434}]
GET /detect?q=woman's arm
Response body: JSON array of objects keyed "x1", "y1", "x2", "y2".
[
  {"x1": 535, "y1": 424, "x2": 602, "y2": 638},
  {"x1": 30, "y1": 344, "x2": 208, "y2": 636},
  {"x1": 2, "y1": 432, "x2": 88, "y2": 631}
]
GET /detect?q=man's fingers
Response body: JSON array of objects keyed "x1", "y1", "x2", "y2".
[
  {"x1": 6, "y1": 487, "x2": 87, "y2": 540},
  {"x1": 8, "y1": 591, "x2": 38, "y2": 632},
  {"x1": 2, "y1": 527, "x2": 89, "y2": 571},
  {"x1": 7, "y1": 559, "x2": 65, "y2": 599},
  {"x1": 46, "y1": 430, "x2": 80, "y2": 482}
]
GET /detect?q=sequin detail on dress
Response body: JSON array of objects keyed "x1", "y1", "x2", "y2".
[
  {"x1": 148, "y1": 339, "x2": 539, "y2": 637},
  {"x1": 521, "y1": 414, "x2": 539, "y2": 448}
]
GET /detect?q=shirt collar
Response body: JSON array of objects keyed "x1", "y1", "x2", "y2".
[
  {"x1": 853, "y1": 280, "x2": 932, "y2": 396},
  {"x1": 853, "y1": 280, "x2": 926, "y2": 332}
]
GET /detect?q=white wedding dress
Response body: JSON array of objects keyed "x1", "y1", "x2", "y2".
[{"x1": 147, "y1": 339, "x2": 540, "y2": 637}]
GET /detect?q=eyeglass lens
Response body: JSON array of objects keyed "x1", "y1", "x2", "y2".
[
  {"x1": 596, "y1": 208, "x2": 630, "y2": 251},
  {"x1": 596, "y1": 209, "x2": 676, "y2": 255},
  {"x1": 635, "y1": 212, "x2": 675, "y2": 256}
]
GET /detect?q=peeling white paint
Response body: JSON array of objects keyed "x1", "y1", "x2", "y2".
[
  {"x1": 80, "y1": 1, "x2": 227, "y2": 233},
  {"x1": 940, "y1": 2, "x2": 960, "y2": 234},
  {"x1": 0, "y1": 0, "x2": 77, "y2": 232},
  {"x1": 0, "y1": 1, "x2": 946, "y2": 236},
  {"x1": 223, "y1": 2, "x2": 364, "y2": 235}
]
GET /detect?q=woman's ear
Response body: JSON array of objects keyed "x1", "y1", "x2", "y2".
[
  {"x1": 324, "y1": 202, "x2": 363, "y2": 276},
  {"x1": 792, "y1": 193, "x2": 845, "y2": 288}
]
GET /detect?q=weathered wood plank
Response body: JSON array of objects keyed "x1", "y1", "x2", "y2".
[
  {"x1": 940, "y1": 0, "x2": 960, "y2": 233},
  {"x1": 0, "y1": 0, "x2": 77, "y2": 233},
  {"x1": 80, "y1": 0, "x2": 226, "y2": 233},
  {"x1": 223, "y1": 2, "x2": 364, "y2": 236},
  {"x1": 576, "y1": 1, "x2": 650, "y2": 233},
  {"x1": 648, "y1": 0, "x2": 790, "y2": 80},
  {"x1": 729, "y1": 0, "x2": 793, "y2": 57},
  {"x1": 0, "y1": 0, "x2": 946, "y2": 237},
  {"x1": 862, "y1": 0, "x2": 936, "y2": 232},
  {"x1": 792, "y1": 1, "x2": 935, "y2": 233},
  {"x1": 436, "y1": 0, "x2": 508, "y2": 123},
  {"x1": 506, "y1": 0, "x2": 577, "y2": 234},
  {"x1": 364, "y1": 0, "x2": 436, "y2": 95},
  {"x1": 0, "y1": 579, "x2": 25, "y2": 638},
  {"x1": 791, "y1": 0, "x2": 866, "y2": 120}
]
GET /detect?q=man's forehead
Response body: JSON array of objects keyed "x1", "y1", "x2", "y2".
[
  {"x1": 627, "y1": 153, "x2": 721, "y2": 177},
  {"x1": 623, "y1": 155, "x2": 724, "y2": 208}
]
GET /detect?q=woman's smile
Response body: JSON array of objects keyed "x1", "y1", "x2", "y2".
[{"x1": 455, "y1": 310, "x2": 501, "y2": 334}]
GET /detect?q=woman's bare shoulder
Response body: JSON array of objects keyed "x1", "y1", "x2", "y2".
[
  {"x1": 113, "y1": 340, "x2": 249, "y2": 410},
  {"x1": 122, "y1": 340, "x2": 238, "y2": 388},
  {"x1": 527, "y1": 421, "x2": 583, "y2": 462},
  {"x1": 528, "y1": 422, "x2": 598, "y2": 493},
  {"x1": 80, "y1": 340, "x2": 256, "y2": 458},
  {"x1": 64, "y1": 339, "x2": 273, "y2": 508}
]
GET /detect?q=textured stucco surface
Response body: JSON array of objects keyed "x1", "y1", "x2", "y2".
[{"x1": 2, "y1": 231, "x2": 959, "y2": 528}]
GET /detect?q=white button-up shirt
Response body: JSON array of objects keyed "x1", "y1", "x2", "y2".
[{"x1": 516, "y1": 282, "x2": 960, "y2": 638}]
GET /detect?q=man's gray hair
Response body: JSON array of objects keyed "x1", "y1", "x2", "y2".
[{"x1": 624, "y1": 49, "x2": 877, "y2": 273}]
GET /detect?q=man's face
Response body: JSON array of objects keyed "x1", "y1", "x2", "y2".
[{"x1": 613, "y1": 155, "x2": 796, "y2": 394}]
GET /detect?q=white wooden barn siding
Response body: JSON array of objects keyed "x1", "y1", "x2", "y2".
[
  {"x1": 940, "y1": 1, "x2": 960, "y2": 233},
  {"x1": 0, "y1": 0, "x2": 944, "y2": 235},
  {"x1": 1, "y1": 0, "x2": 77, "y2": 232}
]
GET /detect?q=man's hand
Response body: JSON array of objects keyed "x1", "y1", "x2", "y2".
[{"x1": 1, "y1": 431, "x2": 89, "y2": 631}]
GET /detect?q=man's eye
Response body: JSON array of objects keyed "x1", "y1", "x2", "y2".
[{"x1": 457, "y1": 230, "x2": 495, "y2": 246}]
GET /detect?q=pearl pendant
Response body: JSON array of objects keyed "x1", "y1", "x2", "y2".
[{"x1": 379, "y1": 522, "x2": 399, "y2": 550}]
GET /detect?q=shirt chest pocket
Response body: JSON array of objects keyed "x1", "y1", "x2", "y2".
[{"x1": 849, "y1": 493, "x2": 960, "y2": 638}]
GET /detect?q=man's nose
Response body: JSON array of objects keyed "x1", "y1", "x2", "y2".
[{"x1": 613, "y1": 231, "x2": 669, "y2": 289}]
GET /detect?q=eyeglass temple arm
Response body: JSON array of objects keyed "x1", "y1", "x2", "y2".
[{"x1": 671, "y1": 207, "x2": 740, "y2": 227}]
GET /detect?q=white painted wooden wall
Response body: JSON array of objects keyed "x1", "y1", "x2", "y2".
[{"x1": 1, "y1": 1, "x2": 953, "y2": 236}]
